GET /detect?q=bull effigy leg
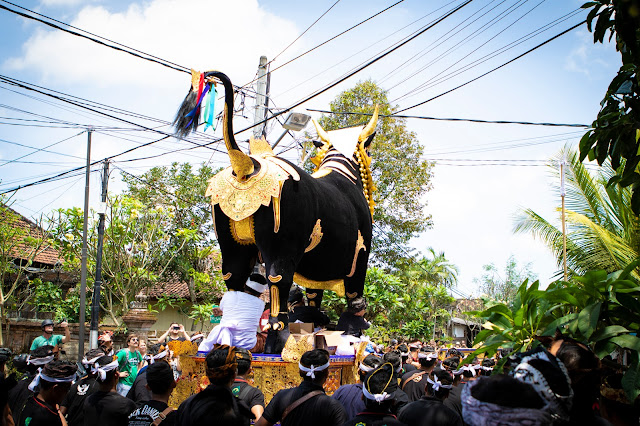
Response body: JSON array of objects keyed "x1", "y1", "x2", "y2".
[
  {"x1": 214, "y1": 208, "x2": 258, "y2": 291},
  {"x1": 263, "y1": 263, "x2": 293, "y2": 354},
  {"x1": 305, "y1": 289, "x2": 324, "y2": 307}
]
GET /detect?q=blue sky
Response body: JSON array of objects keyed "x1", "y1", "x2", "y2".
[{"x1": 0, "y1": 0, "x2": 621, "y2": 297}]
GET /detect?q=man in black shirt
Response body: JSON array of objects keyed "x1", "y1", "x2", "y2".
[
  {"x1": 83, "y1": 355, "x2": 137, "y2": 426},
  {"x1": 176, "y1": 344, "x2": 252, "y2": 426},
  {"x1": 9, "y1": 346, "x2": 55, "y2": 422},
  {"x1": 256, "y1": 349, "x2": 347, "y2": 426},
  {"x1": 400, "y1": 348, "x2": 438, "y2": 402},
  {"x1": 128, "y1": 361, "x2": 176, "y2": 426},
  {"x1": 60, "y1": 348, "x2": 105, "y2": 426},
  {"x1": 288, "y1": 287, "x2": 330, "y2": 327},
  {"x1": 18, "y1": 359, "x2": 77, "y2": 426},
  {"x1": 126, "y1": 343, "x2": 169, "y2": 403},
  {"x1": 336, "y1": 298, "x2": 370, "y2": 337},
  {"x1": 332, "y1": 354, "x2": 381, "y2": 419},
  {"x1": 231, "y1": 349, "x2": 264, "y2": 421},
  {"x1": 398, "y1": 370, "x2": 462, "y2": 426},
  {"x1": 343, "y1": 362, "x2": 406, "y2": 426}
]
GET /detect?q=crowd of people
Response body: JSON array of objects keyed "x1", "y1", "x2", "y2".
[{"x1": 0, "y1": 323, "x2": 635, "y2": 426}]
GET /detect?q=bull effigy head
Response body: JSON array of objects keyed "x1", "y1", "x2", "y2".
[
  {"x1": 174, "y1": 70, "x2": 255, "y2": 181},
  {"x1": 310, "y1": 105, "x2": 379, "y2": 217}
]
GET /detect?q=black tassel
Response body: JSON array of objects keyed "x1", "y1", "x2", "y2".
[{"x1": 173, "y1": 87, "x2": 199, "y2": 137}]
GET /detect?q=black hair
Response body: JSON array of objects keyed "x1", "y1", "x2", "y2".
[
  {"x1": 146, "y1": 361, "x2": 175, "y2": 395},
  {"x1": 12, "y1": 354, "x2": 29, "y2": 374},
  {"x1": 447, "y1": 348, "x2": 462, "y2": 358},
  {"x1": 39, "y1": 360, "x2": 77, "y2": 391},
  {"x1": 95, "y1": 355, "x2": 118, "y2": 383},
  {"x1": 471, "y1": 374, "x2": 545, "y2": 409},
  {"x1": 236, "y1": 348, "x2": 252, "y2": 376},
  {"x1": 0, "y1": 348, "x2": 12, "y2": 365},
  {"x1": 30, "y1": 345, "x2": 54, "y2": 358},
  {"x1": 205, "y1": 345, "x2": 237, "y2": 385},
  {"x1": 382, "y1": 351, "x2": 401, "y2": 374},
  {"x1": 480, "y1": 358, "x2": 495, "y2": 376},
  {"x1": 359, "y1": 354, "x2": 382, "y2": 380},
  {"x1": 363, "y1": 362, "x2": 397, "y2": 410},
  {"x1": 554, "y1": 337, "x2": 601, "y2": 415},
  {"x1": 442, "y1": 356, "x2": 460, "y2": 371},
  {"x1": 288, "y1": 287, "x2": 304, "y2": 304},
  {"x1": 397, "y1": 344, "x2": 409, "y2": 359},
  {"x1": 426, "y1": 369, "x2": 453, "y2": 400},
  {"x1": 347, "y1": 297, "x2": 367, "y2": 313},
  {"x1": 249, "y1": 273, "x2": 266, "y2": 285},
  {"x1": 299, "y1": 349, "x2": 330, "y2": 382},
  {"x1": 84, "y1": 348, "x2": 105, "y2": 359},
  {"x1": 419, "y1": 355, "x2": 437, "y2": 369},
  {"x1": 147, "y1": 343, "x2": 166, "y2": 357}
]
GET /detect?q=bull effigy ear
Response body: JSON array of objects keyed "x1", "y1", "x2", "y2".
[
  {"x1": 358, "y1": 104, "x2": 379, "y2": 143},
  {"x1": 312, "y1": 119, "x2": 331, "y2": 145}
]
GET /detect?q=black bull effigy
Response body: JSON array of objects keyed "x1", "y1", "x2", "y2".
[{"x1": 174, "y1": 71, "x2": 378, "y2": 353}]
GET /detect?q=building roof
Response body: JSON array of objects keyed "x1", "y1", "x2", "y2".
[
  {"x1": 149, "y1": 273, "x2": 191, "y2": 299},
  {"x1": 1, "y1": 206, "x2": 62, "y2": 266}
]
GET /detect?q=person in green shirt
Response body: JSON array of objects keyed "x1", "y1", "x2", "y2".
[
  {"x1": 30, "y1": 319, "x2": 70, "y2": 353},
  {"x1": 116, "y1": 334, "x2": 143, "y2": 397}
]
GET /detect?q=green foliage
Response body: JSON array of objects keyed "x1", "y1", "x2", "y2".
[
  {"x1": 122, "y1": 162, "x2": 223, "y2": 309},
  {"x1": 322, "y1": 266, "x2": 455, "y2": 341},
  {"x1": 579, "y1": 1, "x2": 640, "y2": 212},
  {"x1": 473, "y1": 256, "x2": 538, "y2": 303},
  {"x1": 314, "y1": 80, "x2": 434, "y2": 268},
  {"x1": 468, "y1": 259, "x2": 640, "y2": 401},
  {"x1": 515, "y1": 148, "x2": 640, "y2": 279},
  {"x1": 189, "y1": 302, "x2": 216, "y2": 331},
  {"x1": 29, "y1": 279, "x2": 89, "y2": 322},
  {"x1": 49, "y1": 195, "x2": 182, "y2": 325}
]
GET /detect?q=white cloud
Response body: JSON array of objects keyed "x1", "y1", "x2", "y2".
[
  {"x1": 39, "y1": 0, "x2": 97, "y2": 7},
  {"x1": 5, "y1": 0, "x2": 299, "y2": 91}
]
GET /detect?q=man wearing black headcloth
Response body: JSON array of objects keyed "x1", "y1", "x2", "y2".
[
  {"x1": 401, "y1": 347, "x2": 438, "y2": 402},
  {"x1": 336, "y1": 298, "x2": 370, "y2": 337},
  {"x1": 176, "y1": 344, "x2": 252, "y2": 426},
  {"x1": 256, "y1": 349, "x2": 347, "y2": 426},
  {"x1": 128, "y1": 361, "x2": 176, "y2": 426},
  {"x1": 332, "y1": 354, "x2": 382, "y2": 419},
  {"x1": 343, "y1": 362, "x2": 407, "y2": 426},
  {"x1": 288, "y1": 287, "x2": 330, "y2": 327},
  {"x1": 232, "y1": 349, "x2": 264, "y2": 422},
  {"x1": 18, "y1": 359, "x2": 77, "y2": 426},
  {"x1": 398, "y1": 370, "x2": 462, "y2": 426},
  {"x1": 126, "y1": 343, "x2": 169, "y2": 403},
  {"x1": 9, "y1": 346, "x2": 55, "y2": 422}
]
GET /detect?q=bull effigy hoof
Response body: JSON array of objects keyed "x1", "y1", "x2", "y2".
[{"x1": 264, "y1": 328, "x2": 290, "y2": 354}]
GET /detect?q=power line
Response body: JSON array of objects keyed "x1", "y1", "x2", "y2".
[
  {"x1": 394, "y1": 18, "x2": 587, "y2": 114},
  {"x1": 305, "y1": 109, "x2": 589, "y2": 128},
  {"x1": 269, "y1": 0, "x2": 343, "y2": 65},
  {"x1": 0, "y1": 131, "x2": 86, "y2": 167}
]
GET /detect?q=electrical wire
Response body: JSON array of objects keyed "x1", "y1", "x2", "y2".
[
  {"x1": 305, "y1": 109, "x2": 589, "y2": 128},
  {"x1": 269, "y1": 0, "x2": 343, "y2": 65},
  {"x1": 0, "y1": 131, "x2": 86, "y2": 167},
  {"x1": 393, "y1": 18, "x2": 586, "y2": 114}
]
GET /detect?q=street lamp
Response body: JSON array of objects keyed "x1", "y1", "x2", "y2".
[{"x1": 271, "y1": 112, "x2": 311, "y2": 149}]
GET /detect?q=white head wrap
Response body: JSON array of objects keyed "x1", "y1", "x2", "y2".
[
  {"x1": 146, "y1": 350, "x2": 168, "y2": 365},
  {"x1": 298, "y1": 361, "x2": 330, "y2": 379},
  {"x1": 91, "y1": 359, "x2": 119, "y2": 381},
  {"x1": 418, "y1": 352, "x2": 438, "y2": 361},
  {"x1": 427, "y1": 375, "x2": 453, "y2": 392},
  {"x1": 362, "y1": 386, "x2": 394, "y2": 403},
  {"x1": 359, "y1": 363, "x2": 375, "y2": 373},
  {"x1": 28, "y1": 368, "x2": 76, "y2": 391},
  {"x1": 454, "y1": 364, "x2": 481, "y2": 377},
  {"x1": 26, "y1": 355, "x2": 54, "y2": 366},
  {"x1": 81, "y1": 355, "x2": 103, "y2": 367},
  {"x1": 246, "y1": 278, "x2": 268, "y2": 293}
]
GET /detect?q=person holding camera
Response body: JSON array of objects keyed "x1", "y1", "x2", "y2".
[
  {"x1": 30, "y1": 319, "x2": 70, "y2": 352},
  {"x1": 157, "y1": 323, "x2": 189, "y2": 344}
]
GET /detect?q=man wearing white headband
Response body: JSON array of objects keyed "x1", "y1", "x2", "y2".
[
  {"x1": 18, "y1": 359, "x2": 76, "y2": 426},
  {"x1": 256, "y1": 349, "x2": 347, "y2": 426},
  {"x1": 401, "y1": 347, "x2": 439, "y2": 402},
  {"x1": 59, "y1": 348, "x2": 105, "y2": 426},
  {"x1": 398, "y1": 370, "x2": 461, "y2": 426},
  {"x1": 199, "y1": 273, "x2": 268, "y2": 352},
  {"x1": 83, "y1": 356, "x2": 136, "y2": 426},
  {"x1": 125, "y1": 343, "x2": 169, "y2": 404},
  {"x1": 332, "y1": 354, "x2": 382, "y2": 419},
  {"x1": 8, "y1": 345, "x2": 55, "y2": 423}
]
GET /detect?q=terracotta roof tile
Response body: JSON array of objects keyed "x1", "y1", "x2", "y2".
[{"x1": 1, "y1": 206, "x2": 62, "y2": 266}]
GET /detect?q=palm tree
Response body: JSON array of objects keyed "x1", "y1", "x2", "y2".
[
  {"x1": 403, "y1": 247, "x2": 459, "y2": 288},
  {"x1": 514, "y1": 148, "x2": 640, "y2": 279}
]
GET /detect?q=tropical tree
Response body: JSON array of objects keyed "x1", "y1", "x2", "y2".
[
  {"x1": 312, "y1": 80, "x2": 434, "y2": 269},
  {"x1": 579, "y1": 0, "x2": 640, "y2": 212},
  {"x1": 473, "y1": 256, "x2": 537, "y2": 302},
  {"x1": 401, "y1": 247, "x2": 459, "y2": 288},
  {"x1": 514, "y1": 148, "x2": 640, "y2": 279},
  {"x1": 122, "y1": 162, "x2": 223, "y2": 321},
  {"x1": 50, "y1": 195, "x2": 186, "y2": 325}
]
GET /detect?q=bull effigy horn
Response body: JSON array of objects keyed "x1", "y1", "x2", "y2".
[
  {"x1": 312, "y1": 119, "x2": 331, "y2": 144},
  {"x1": 358, "y1": 104, "x2": 379, "y2": 143},
  {"x1": 204, "y1": 71, "x2": 254, "y2": 179}
]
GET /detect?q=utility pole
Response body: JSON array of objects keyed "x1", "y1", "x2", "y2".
[
  {"x1": 78, "y1": 129, "x2": 92, "y2": 361},
  {"x1": 90, "y1": 160, "x2": 109, "y2": 349},
  {"x1": 560, "y1": 157, "x2": 567, "y2": 281},
  {"x1": 253, "y1": 56, "x2": 269, "y2": 139}
]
